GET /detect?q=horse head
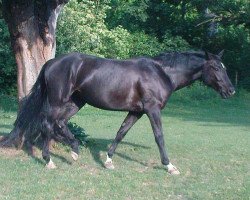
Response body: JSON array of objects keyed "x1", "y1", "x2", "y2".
[{"x1": 202, "y1": 50, "x2": 235, "y2": 98}]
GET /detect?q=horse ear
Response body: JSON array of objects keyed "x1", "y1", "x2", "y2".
[
  {"x1": 205, "y1": 51, "x2": 213, "y2": 60},
  {"x1": 218, "y1": 50, "x2": 224, "y2": 58}
]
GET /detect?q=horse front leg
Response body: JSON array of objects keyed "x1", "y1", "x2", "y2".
[
  {"x1": 105, "y1": 112, "x2": 143, "y2": 169},
  {"x1": 146, "y1": 108, "x2": 180, "y2": 175}
]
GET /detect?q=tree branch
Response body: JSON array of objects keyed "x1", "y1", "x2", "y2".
[
  {"x1": 34, "y1": 0, "x2": 68, "y2": 44},
  {"x1": 197, "y1": 11, "x2": 250, "y2": 29},
  {"x1": 0, "y1": 1, "x2": 2, "y2": 18}
]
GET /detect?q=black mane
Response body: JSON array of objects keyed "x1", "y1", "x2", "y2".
[{"x1": 153, "y1": 51, "x2": 206, "y2": 70}]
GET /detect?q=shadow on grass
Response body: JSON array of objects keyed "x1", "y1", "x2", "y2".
[
  {"x1": 162, "y1": 96, "x2": 250, "y2": 127},
  {"x1": 86, "y1": 138, "x2": 150, "y2": 167},
  {"x1": 29, "y1": 152, "x2": 73, "y2": 166},
  {"x1": 0, "y1": 137, "x2": 150, "y2": 168}
]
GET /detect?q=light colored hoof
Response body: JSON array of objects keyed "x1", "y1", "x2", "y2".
[
  {"x1": 104, "y1": 155, "x2": 115, "y2": 170},
  {"x1": 71, "y1": 151, "x2": 79, "y2": 161},
  {"x1": 104, "y1": 161, "x2": 115, "y2": 170},
  {"x1": 167, "y1": 163, "x2": 180, "y2": 175},
  {"x1": 46, "y1": 159, "x2": 57, "y2": 169}
]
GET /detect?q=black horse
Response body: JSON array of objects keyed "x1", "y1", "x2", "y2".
[{"x1": 1, "y1": 50, "x2": 235, "y2": 174}]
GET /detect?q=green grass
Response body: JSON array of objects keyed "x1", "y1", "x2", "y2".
[{"x1": 0, "y1": 90, "x2": 249, "y2": 200}]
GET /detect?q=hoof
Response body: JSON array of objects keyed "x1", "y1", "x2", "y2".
[
  {"x1": 104, "y1": 161, "x2": 115, "y2": 170},
  {"x1": 104, "y1": 155, "x2": 115, "y2": 169},
  {"x1": 71, "y1": 151, "x2": 79, "y2": 161},
  {"x1": 167, "y1": 163, "x2": 180, "y2": 175},
  {"x1": 46, "y1": 159, "x2": 57, "y2": 169}
]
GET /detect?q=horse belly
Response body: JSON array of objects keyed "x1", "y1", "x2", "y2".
[{"x1": 80, "y1": 81, "x2": 143, "y2": 112}]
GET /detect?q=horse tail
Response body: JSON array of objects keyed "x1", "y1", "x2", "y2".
[{"x1": 0, "y1": 65, "x2": 47, "y2": 148}]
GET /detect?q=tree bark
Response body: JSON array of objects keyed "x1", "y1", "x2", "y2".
[{"x1": 2, "y1": 0, "x2": 68, "y2": 101}]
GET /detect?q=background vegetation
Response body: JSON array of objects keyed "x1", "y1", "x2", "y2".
[{"x1": 0, "y1": 0, "x2": 249, "y2": 95}]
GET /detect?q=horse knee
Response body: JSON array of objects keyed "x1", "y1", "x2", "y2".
[{"x1": 154, "y1": 134, "x2": 164, "y2": 145}]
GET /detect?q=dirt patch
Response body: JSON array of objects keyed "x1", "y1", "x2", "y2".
[
  {"x1": 0, "y1": 148, "x2": 23, "y2": 157},
  {"x1": 80, "y1": 163, "x2": 100, "y2": 175},
  {"x1": 146, "y1": 159, "x2": 158, "y2": 167},
  {"x1": 135, "y1": 166, "x2": 149, "y2": 173}
]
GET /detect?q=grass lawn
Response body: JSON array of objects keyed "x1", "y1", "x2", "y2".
[{"x1": 0, "y1": 91, "x2": 249, "y2": 200}]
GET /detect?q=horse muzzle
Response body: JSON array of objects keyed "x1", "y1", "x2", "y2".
[{"x1": 220, "y1": 87, "x2": 235, "y2": 99}]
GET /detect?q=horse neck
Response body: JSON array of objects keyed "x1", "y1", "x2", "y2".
[{"x1": 153, "y1": 52, "x2": 205, "y2": 91}]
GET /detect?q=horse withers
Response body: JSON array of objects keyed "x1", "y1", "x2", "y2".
[{"x1": 1, "y1": 50, "x2": 235, "y2": 174}]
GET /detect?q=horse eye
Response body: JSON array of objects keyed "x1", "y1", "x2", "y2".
[{"x1": 212, "y1": 66, "x2": 219, "y2": 71}]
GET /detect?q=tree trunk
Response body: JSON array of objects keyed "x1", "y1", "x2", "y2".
[{"x1": 2, "y1": 0, "x2": 68, "y2": 101}]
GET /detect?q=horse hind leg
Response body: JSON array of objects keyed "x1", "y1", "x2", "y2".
[
  {"x1": 24, "y1": 131, "x2": 42, "y2": 157},
  {"x1": 41, "y1": 114, "x2": 57, "y2": 169},
  {"x1": 42, "y1": 89, "x2": 85, "y2": 165},
  {"x1": 54, "y1": 100, "x2": 85, "y2": 161}
]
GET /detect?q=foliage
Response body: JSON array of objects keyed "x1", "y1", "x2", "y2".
[
  {"x1": 129, "y1": 31, "x2": 190, "y2": 57},
  {"x1": 0, "y1": 19, "x2": 16, "y2": 95},
  {"x1": 128, "y1": 32, "x2": 162, "y2": 57},
  {"x1": 56, "y1": 0, "x2": 190, "y2": 59},
  {"x1": 56, "y1": 0, "x2": 191, "y2": 70},
  {"x1": 106, "y1": 0, "x2": 149, "y2": 31},
  {"x1": 106, "y1": 0, "x2": 250, "y2": 90},
  {"x1": 57, "y1": 0, "x2": 131, "y2": 59},
  {"x1": 161, "y1": 32, "x2": 190, "y2": 51},
  {"x1": 216, "y1": 25, "x2": 250, "y2": 89},
  {"x1": 68, "y1": 122, "x2": 88, "y2": 146}
]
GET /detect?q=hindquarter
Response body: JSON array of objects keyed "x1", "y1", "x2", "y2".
[{"x1": 44, "y1": 53, "x2": 84, "y2": 107}]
